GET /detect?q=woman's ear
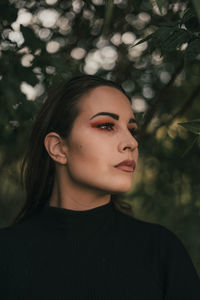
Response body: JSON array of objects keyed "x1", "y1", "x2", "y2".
[{"x1": 44, "y1": 132, "x2": 68, "y2": 165}]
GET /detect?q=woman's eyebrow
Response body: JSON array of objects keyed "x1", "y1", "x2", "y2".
[{"x1": 90, "y1": 112, "x2": 137, "y2": 124}]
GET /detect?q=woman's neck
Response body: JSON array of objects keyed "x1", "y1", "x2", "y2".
[{"x1": 49, "y1": 174, "x2": 111, "y2": 211}]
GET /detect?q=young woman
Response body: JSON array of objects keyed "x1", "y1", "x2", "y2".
[{"x1": 0, "y1": 75, "x2": 200, "y2": 299}]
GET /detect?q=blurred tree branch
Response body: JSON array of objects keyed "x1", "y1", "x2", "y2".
[
  {"x1": 175, "y1": 85, "x2": 200, "y2": 117},
  {"x1": 102, "y1": 0, "x2": 114, "y2": 37},
  {"x1": 152, "y1": 84, "x2": 200, "y2": 135},
  {"x1": 140, "y1": 59, "x2": 184, "y2": 138}
]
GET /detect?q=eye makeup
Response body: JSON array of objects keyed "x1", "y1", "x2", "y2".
[
  {"x1": 90, "y1": 120, "x2": 115, "y2": 131},
  {"x1": 90, "y1": 120, "x2": 138, "y2": 138},
  {"x1": 89, "y1": 111, "x2": 137, "y2": 125}
]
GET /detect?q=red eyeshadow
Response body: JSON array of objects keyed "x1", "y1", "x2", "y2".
[{"x1": 90, "y1": 120, "x2": 114, "y2": 127}]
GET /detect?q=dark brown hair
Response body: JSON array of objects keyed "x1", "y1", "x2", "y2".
[{"x1": 12, "y1": 75, "x2": 133, "y2": 225}]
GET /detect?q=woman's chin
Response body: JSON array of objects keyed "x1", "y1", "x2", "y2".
[{"x1": 109, "y1": 182, "x2": 133, "y2": 194}]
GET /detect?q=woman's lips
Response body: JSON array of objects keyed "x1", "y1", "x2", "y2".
[
  {"x1": 115, "y1": 165, "x2": 135, "y2": 172},
  {"x1": 114, "y1": 159, "x2": 136, "y2": 172}
]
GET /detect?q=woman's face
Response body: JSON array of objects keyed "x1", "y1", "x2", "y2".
[{"x1": 64, "y1": 86, "x2": 139, "y2": 195}]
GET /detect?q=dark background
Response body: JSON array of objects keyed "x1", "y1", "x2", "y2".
[{"x1": 0, "y1": 0, "x2": 200, "y2": 275}]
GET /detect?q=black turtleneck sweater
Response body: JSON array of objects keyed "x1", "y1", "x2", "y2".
[{"x1": 0, "y1": 200, "x2": 200, "y2": 300}]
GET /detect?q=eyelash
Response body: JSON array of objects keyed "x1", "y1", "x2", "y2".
[{"x1": 94, "y1": 122, "x2": 139, "y2": 139}]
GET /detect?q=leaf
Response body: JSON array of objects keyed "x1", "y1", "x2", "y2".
[
  {"x1": 178, "y1": 119, "x2": 200, "y2": 135},
  {"x1": 152, "y1": 26, "x2": 176, "y2": 43},
  {"x1": 181, "y1": 8, "x2": 196, "y2": 25},
  {"x1": 180, "y1": 136, "x2": 198, "y2": 158},
  {"x1": 132, "y1": 25, "x2": 176, "y2": 50},
  {"x1": 20, "y1": 25, "x2": 45, "y2": 52},
  {"x1": 131, "y1": 33, "x2": 154, "y2": 48},
  {"x1": 185, "y1": 17, "x2": 200, "y2": 32},
  {"x1": 141, "y1": 27, "x2": 191, "y2": 54},
  {"x1": 185, "y1": 39, "x2": 200, "y2": 62},
  {"x1": 22, "y1": 70, "x2": 39, "y2": 86},
  {"x1": 181, "y1": 6, "x2": 200, "y2": 32},
  {"x1": 0, "y1": 1, "x2": 17, "y2": 23},
  {"x1": 159, "y1": 21, "x2": 178, "y2": 27},
  {"x1": 163, "y1": 29, "x2": 191, "y2": 51},
  {"x1": 192, "y1": 0, "x2": 200, "y2": 23},
  {"x1": 17, "y1": 101, "x2": 37, "y2": 121},
  {"x1": 155, "y1": 0, "x2": 168, "y2": 14},
  {"x1": 146, "y1": 26, "x2": 177, "y2": 54}
]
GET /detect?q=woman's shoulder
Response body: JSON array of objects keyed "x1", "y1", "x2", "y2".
[
  {"x1": 0, "y1": 211, "x2": 48, "y2": 244},
  {"x1": 115, "y1": 209, "x2": 193, "y2": 259},
  {"x1": 117, "y1": 211, "x2": 200, "y2": 284},
  {"x1": 115, "y1": 209, "x2": 174, "y2": 239},
  {"x1": 117, "y1": 211, "x2": 198, "y2": 265}
]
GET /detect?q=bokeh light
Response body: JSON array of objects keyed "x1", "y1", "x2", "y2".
[
  {"x1": 37, "y1": 9, "x2": 60, "y2": 28},
  {"x1": 46, "y1": 40, "x2": 60, "y2": 53}
]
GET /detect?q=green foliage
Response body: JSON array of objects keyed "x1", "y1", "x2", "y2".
[
  {"x1": 0, "y1": 0, "x2": 200, "y2": 275},
  {"x1": 185, "y1": 39, "x2": 200, "y2": 62},
  {"x1": 20, "y1": 25, "x2": 45, "y2": 53},
  {"x1": 0, "y1": 0, "x2": 17, "y2": 23},
  {"x1": 155, "y1": 0, "x2": 168, "y2": 13},
  {"x1": 192, "y1": 0, "x2": 200, "y2": 22},
  {"x1": 178, "y1": 120, "x2": 200, "y2": 156},
  {"x1": 133, "y1": 6, "x2": 200, "y2": 63},
  {"x1": 179, "y1": 119, "x2": 200, "y2": 135}
]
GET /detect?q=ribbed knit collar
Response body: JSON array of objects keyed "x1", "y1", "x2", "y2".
[
  {"x1": 39, "y1": 200, "x2": 116, "y2": 239},
  {"x1": 44, "y1": 199, "x2": 113, "y2": 217}
]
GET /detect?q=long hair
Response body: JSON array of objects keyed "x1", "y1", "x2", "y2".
[{"x1": 11, "y1": 75, "x2": 134, "y2": 226}]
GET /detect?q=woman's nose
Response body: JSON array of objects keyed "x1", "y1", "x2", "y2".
[{"x1": 118, "y1": 132, "x2": 138, "y2": 153}]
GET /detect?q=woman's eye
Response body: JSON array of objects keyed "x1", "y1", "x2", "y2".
[
  {"x1": 94, "y1": 122, "x2": 140, "y2": 141},
  {"x1": 96, "y1": 123, "x2": 115, "y2": 130}
]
